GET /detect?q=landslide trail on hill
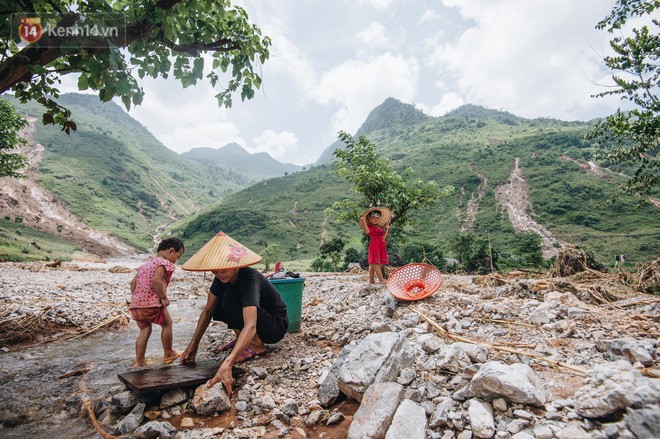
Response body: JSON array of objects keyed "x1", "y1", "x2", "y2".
[
  {"x1": 494, "y1": 157, "x2": 563, "y2": 258},
  {"x1": 0, "y1": 117, "x2": 136, "y2": 258},
  {"x1": 460, "y1": 163, "x2": 488, "y2": 232}
]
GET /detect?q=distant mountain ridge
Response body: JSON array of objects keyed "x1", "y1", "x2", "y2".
[{"x1": 183, "y1": 143, "x2": 303, "y2": 183}]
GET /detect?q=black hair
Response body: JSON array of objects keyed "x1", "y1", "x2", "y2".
[
  {"x1": 157, "y1": 237, "x2": 184, "y2": 253},
  {"x1": 369, "y1": 210, "x2": 382, "y2": 218}
]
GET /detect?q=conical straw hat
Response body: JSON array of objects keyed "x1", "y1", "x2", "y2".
[
  {"x1": 182, "y1": 232, "x2": 262, "y2": 271},
  {"x1": 360, "y1": 206, "x2": 392, "y2": 228}
]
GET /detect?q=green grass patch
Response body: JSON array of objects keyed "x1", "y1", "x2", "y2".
[{"x1": 0, "y1": 219, "x2": 80, "y2": 262}]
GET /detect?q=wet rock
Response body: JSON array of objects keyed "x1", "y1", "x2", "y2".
[
  {"x1": 348, "y1": 382, "x2": 405, "y2": 439},
  {"x1": 468, "y1": 361, "x2": 546, "y2": 407},
  {"x1": 134, "y1": 420, "x2": 177, "y2": 439},
  {"x1": 159, "y1": 388, "x2": 188, "y2": 409},
  {"x1": 338, "y1": 332, "x2": 415, "y2": 402},
  {"x1": 114, "y1": 402, "x2": 144, "y2": 434},
  {"x1": 574, "y1": 360, "x2": 659, "y2": 418},
  {"x1": 385, "y1": 399, "x2": 426, "y2": 439},
  {"x1": 191, "y1": 382, "x2": 231, "y2": 415},
  {"x1": 112, "y1": 390, "x2": 139, "y2": 415}
]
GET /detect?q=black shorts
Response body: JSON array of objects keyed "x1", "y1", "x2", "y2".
[{"x1": 214, "y1": 305, "x2": 288, "y2": 344}]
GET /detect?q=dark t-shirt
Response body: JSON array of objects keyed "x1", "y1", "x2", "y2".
[{"x1": 210, "y1": 267, "x2": 287, "y2": 329}]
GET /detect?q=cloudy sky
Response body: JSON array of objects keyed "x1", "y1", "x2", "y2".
[{"x1": 116, "y1": 0, "x2": 629, "y2": 165}]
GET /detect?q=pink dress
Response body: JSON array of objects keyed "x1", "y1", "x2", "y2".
[
  {"x1": 130, "y1": 257, "x2": 176, "y2": 309},
  {"x1": 368, "y1": 224, "x2": 389, "y2": 265}
]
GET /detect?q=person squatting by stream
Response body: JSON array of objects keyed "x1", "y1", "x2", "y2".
[{"x1": 179, "y1": 232, "x2": 288, "y2": 396}]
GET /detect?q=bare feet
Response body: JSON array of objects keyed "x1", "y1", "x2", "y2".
[
  {"x1": 164, "y1": 351, "x2": 181, "y2": 365},
  {"x1": 132, "y1": 360, "x2": 146, "y2": 368}
]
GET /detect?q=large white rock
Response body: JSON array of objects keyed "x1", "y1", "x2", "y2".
[
  {"x1": 468, "y1": 361, "x2": 546, "y2": 407},
  {"x1": 468, "y1": 398, "x2": 495, "y2": 438},
  {"x1": 348, "y1": 382, "x2": 405, "y2": 439},
  {"x1": 338, "y1": 332, "x2": 415, "y2": 401},
  {"x1": 574, "y1": 360, "x2": 660, "y2": 418},
  {"x1": 385, "y1": 399, "x2": 427, "y2": 439}
]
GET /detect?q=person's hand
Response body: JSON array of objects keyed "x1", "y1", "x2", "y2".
[
  {"x1": 161, "y1": 297, "x2": 170, "y2": 307},
  {"x1": 180, "y1": 342, "x2": 198, "y2": 365},
  {"x1": 209, "y1": 363, "x2": 233, "y2": 397}
]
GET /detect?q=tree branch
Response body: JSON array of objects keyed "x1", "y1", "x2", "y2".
[{"x1": 0, "y1": 0, "x2": 188, "y2": 94}]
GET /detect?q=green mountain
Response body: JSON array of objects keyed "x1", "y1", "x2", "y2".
[
  {"x1": 315, "y1": 97, "x2": 429, "y2": 164},
  {"x1": 2, "y1": 93, "x2": 248, "y2": 251},
  {"x1": 182, "y1": 143, "x2": 303, "y2": 183},
  {"x1": 169, "y1": 99, "x2": 659, "y2": 267}
]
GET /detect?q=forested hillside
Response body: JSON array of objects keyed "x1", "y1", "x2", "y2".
[
  {"x1": 2, "y1": 94, "x2": 246, "y2": 251},
  {"x1": 168, "y1": 99, "x2": 659, "y2": 268}
]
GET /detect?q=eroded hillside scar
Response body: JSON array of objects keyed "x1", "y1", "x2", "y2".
[
  {"x1": 494, "y1": 157, "x2": 562, "y2": 258},
  {"x1": 0, "y1": 117, "x2": 136, "y2": 257}
]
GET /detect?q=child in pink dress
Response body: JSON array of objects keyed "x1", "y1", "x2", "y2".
[{"x1": 129, "y1": 237, "x2": 185, "y2": 367}]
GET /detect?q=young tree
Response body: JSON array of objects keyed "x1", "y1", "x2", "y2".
[
  {"x1": 0, "y1": 100, "x2": 28, "y2": 178},
  {"x1": 319, "y1": 237, "x2": 345, "y2": 272},
  {"x1": 589, "y1": 0, "x2": 659, "y2": 201},
  {"x1": 261, "y1": 241, "x2": 280, "y2": 272},
  {"x1": 0, "y1": 0, "x2": 271, "y2": 134},
  {"x1": 328, "y1": 131, "x2": 454, "y2": 230}
]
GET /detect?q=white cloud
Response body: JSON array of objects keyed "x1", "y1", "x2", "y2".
[
  {"x1": 431, "y1": 0, "x2": 621, "y2": 120},
  {"x1": 161, "y1": 121, "x2": 244, "y2": 153},
  {"x1": 358, "y1": 22, "x2": 389, "y2": 47},
  {"x1": 356, "y1": 0, "x2": 393, "y2": 10},
  {"x1": 417, "y1": 92, "x2": 465, "y2": 117},
  {"x1": 314, "y1": 53, "x2": 419, "y2": 133},
  {"x1": 251, "y1": 129, "x2": 299, "y2": 162},
  {"x1": 127, "y1": 76, "x2": 242, "y2": 153},
  {"x1": 420, "y1": 9, "x2": 441, "y2": 23}
]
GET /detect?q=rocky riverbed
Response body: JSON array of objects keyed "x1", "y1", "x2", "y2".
[{"x1": 0, "y1": 259, "x2": 658, "y2": 439}]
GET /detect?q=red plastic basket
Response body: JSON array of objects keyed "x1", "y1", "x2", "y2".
[{"x1": 386, "y1": 263, "x2": 443, "y2": 301}]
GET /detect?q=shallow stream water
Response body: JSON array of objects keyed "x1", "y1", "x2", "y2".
[{"x1": 0, "y1": 297, "x2": 215, "y2": 438}]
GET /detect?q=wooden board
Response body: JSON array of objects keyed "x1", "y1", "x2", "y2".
[{"x1": 118, "y1": 360, "x2": 222, "y2": 393}]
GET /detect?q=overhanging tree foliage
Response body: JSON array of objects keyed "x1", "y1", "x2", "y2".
[
  {"x1": 0, "y1": 0, "x2": 271, "y2": 134},
  {"x1": 589, "y1": 0, "x2": 659, "y2": 201},
  {"x1": 0, "y1": 100, "x2": 28, "y2": 178},
  {"x1": 327, "y1": 130, "x2": 454, "y2": 231}
]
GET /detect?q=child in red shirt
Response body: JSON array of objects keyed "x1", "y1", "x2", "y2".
[{"x1": 129, "y1": 237, "x2": 185, "y2": 367}]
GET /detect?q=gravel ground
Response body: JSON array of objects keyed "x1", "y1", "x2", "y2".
[{"x1": 0, "y1": 260, "x2": 658, "y2": 438}]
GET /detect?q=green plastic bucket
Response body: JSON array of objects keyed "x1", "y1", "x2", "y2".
[{"x1": 269, "y1": 277, "x2": 305, "y2": 332}]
